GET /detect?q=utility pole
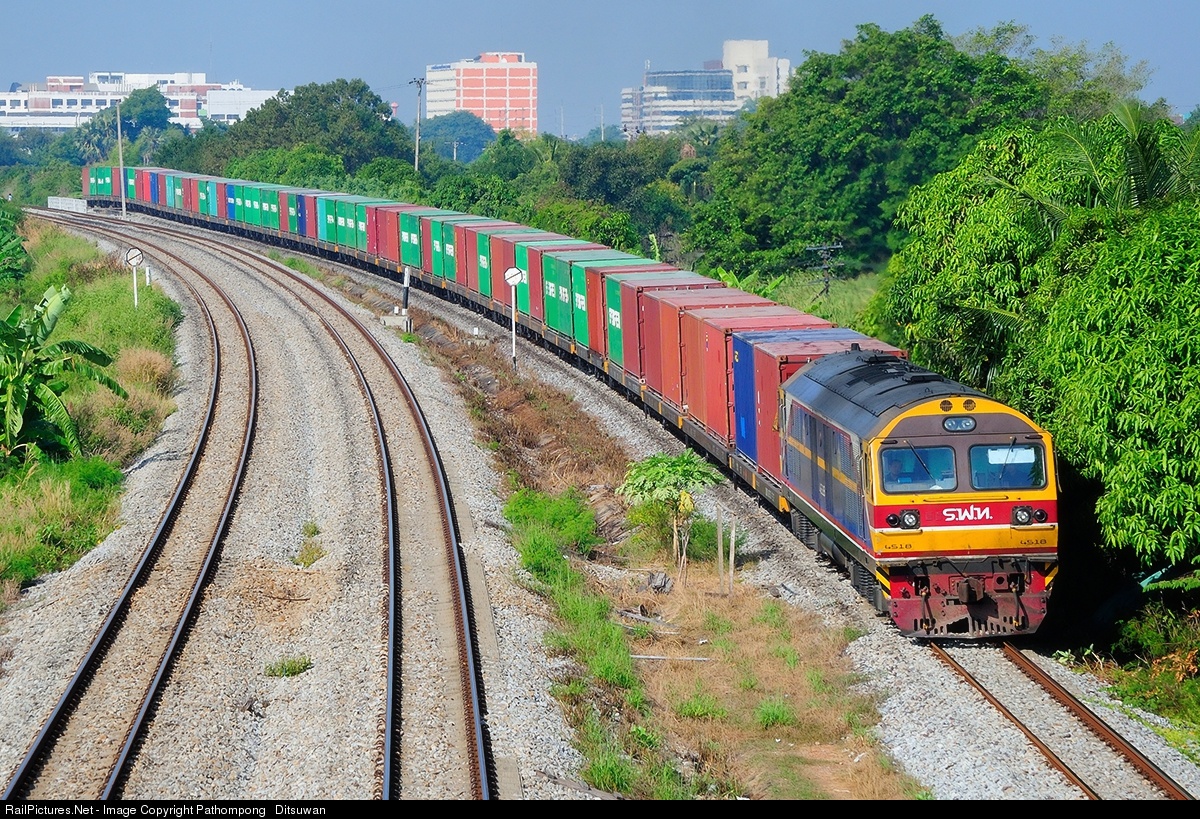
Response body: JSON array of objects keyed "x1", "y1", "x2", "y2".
[
  {"x1": 409, "y1": 77, "x2": 426, "y2": 174},
  {"x1": 116, "y1": 100, "x2": 127, "y2": 220},
  {"x1": 804, "y1": 243, "x2": 843, "y2": 298}
]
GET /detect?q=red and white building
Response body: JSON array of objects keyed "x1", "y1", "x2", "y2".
[{"x1": 424, "y1": 52, "x2": 537, "y2": 137}]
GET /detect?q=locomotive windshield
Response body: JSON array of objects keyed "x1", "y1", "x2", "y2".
[
  {"x1": 969, "y1": 443, "x2": 1046, "y2": 489},
  {"x1": 881, "y1": 446, "x2": 957, "y2": 493}
]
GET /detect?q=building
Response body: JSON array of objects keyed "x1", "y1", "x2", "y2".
[
  {"x1": 0, "y1": 71, "x2": 280, "y2": 134},
  {"x1": 621, "y1": 40, "x2": 792, "y2": 136},
  {"x1": 424, "y1": 52, "x2": 537, "y2": 137}
]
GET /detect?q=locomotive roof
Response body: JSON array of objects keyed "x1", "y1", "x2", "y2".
[{"x1": 784, "y1": 349, "x2": 988, "y2": 437}]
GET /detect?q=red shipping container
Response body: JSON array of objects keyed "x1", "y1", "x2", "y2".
[
  {"x1": 137, "y1": 169, "x2": 152, "y2": 205},
  {"x1": 489, "y1": 231, "x2": 562, "y2": 307},
  {"x1": 525, "y1": 242, "x2": 604, "y2": 323},
  {"x1": 641, "y1": 289, "x2": 772, "y2": 406},
  {"x1": 215, "y1": 181, "x2": 227, "y2": 219},
  {"x1": 614, "y1": 273, "x2": 725, "y2": 381},
  {"x1": 369, "y1": 204, "x2": 416, "y2": 263},
  {"x1": 684, "y1": 307, "x2": 834, "y2": 444},
  {"x1": 303, "y1": 195, "x2": 318, "y2": 239},
  {"x1": 752, "y1": 335, "x2": 907, "y2": 482},
  {"x1": 456, "y1": 221, "x2": 519, "y2": 293},
  {"x1": 582, "y1": 262, "x2": 676, "y2": 357}
]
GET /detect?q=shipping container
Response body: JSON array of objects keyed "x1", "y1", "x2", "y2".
[
  {"x1": 466, "y1": 223, "x2": 534, "y2": 299},
  {"x1": 400, "y1": 208, "x2": 454, "y2": 272},
  {"x1": 366, "y1": 203, "x2": 418, "y2": 263},
  {"x1": 541, "y1": 249, "x2": 641, "y2": 338},
  {"x1": 453, "y1": 221, "x2": 521, "y2": 295},
  {"x1": 518, "y1": 240, "x2": 604, "y2": 323},
  {"x1": 423, "y1": 214, "x2": 491, "y2": 281},
  {"x1": 581, "y1": 261, "x2": 675, "y2": 356},
  {"x1": 606, "y1": 272, "x2": 725, "y2": 376},
  {"x1": 641, "y1": 288, "x2": 772, "y2": 405},
  {"x1": 733, "y1": 329, "x2": 906, "y2": 479},
  {"x1": 488, "y1": 231, "x2": 563, "y2": 312},
  {"x1": 682, "y1": 307, "x2": 834, "y2": 445}
]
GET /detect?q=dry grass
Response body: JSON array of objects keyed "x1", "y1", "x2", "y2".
[
  {"x1": 604, "y1": 568, "x2": 912, "y2": 799},
  {"x1": 71, "y1": 347, "x2": 177, "y2": 466}
]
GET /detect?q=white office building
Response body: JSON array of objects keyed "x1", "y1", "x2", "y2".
[{"x1": 0, "y1": 72, "x2": 281, "y2": 134}]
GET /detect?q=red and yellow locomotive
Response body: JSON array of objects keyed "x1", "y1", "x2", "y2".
[{"x1": 780, "y1": 350, "x2": 1057, "y2": 637}]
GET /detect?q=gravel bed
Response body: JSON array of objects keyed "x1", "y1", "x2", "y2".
[{"x1": 2, "y1": 216, "x2": 1198, "y2": 800}]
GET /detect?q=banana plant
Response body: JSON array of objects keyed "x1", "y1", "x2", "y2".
[{"x1": 0, "y1": 286, "x2": 126, "y2": 458}]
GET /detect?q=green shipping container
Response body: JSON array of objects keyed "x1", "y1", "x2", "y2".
[
  {"x1": 472, "y1": 226, "x2": 534, "y2": 299},
  {"x1": 427, "y1": 214, "x2": 490, "y2": 281},
  {"x1": 400, "y1": 208, "x2": 454, "y2": 270},
  {"x1": 569, "y1": 256, "x2": 661, "y2": 348},
  {"x1": 541, "y1": 249, "x2": 638, "y2": 338}
]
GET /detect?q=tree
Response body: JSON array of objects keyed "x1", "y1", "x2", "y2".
[
  {"x1": 686, "y1": 15, "x2": 1049, "y2": 275},
  {"x1": 225, "y1": 79, "x2": 412, "y2": 174},
  {"x1": 472, "y1": 131, "x2": 536, "y2": 180},
  {"x1": 888, "y1": 108, "x2": 1200, "y2": 576},
  {"x1": 420, "y1": 111, "x2": 496, "y2": 163},
  {"x1": 117, "y1": 86, "x2": 173, "y2": 139},
  {"x1": 0, "y1": 286, "x2": 126, "y2": 459},
  {"x1": 616, "y1": 450, "x2": 721, "y2": 585}
]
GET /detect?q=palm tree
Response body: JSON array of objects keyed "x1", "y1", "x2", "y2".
[{"x1": 0, "y1": 286, "x2": 126, "y2": 459}]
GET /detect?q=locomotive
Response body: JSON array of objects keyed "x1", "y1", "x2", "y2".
[{"x1": 80, "y1": 165, "x2": 1059, "y2": 638}]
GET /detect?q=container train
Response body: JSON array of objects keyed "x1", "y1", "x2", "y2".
[{"x1": 81, "y1": 164, "x2": 1059, "y2": 639}]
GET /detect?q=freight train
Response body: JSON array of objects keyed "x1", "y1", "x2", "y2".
[{"x1": 80, "y1": 165, "x2": 1059, "y2": 638}]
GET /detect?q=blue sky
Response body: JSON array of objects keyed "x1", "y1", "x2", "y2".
[{"x1": 5, "y1": 0, "x2": 1196, "y2": 138}]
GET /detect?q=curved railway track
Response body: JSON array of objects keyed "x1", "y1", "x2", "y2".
[
  {"x1": 931, "y1": 644, "x2": 1194, "y2": 800},
  {"x1": 7, "y1": 210, "x2": 494, "y2": 800},
  {"x1": 3, "y1": 220, "x2": 258, "y2": 800}
]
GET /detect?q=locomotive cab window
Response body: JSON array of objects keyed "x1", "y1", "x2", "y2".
[
  {"x1": 969, "y1": 443, "x2": 1046, "y2": 490},
  {"x1": 880, "y1": 447, "x2": 957, "y2": 493}
]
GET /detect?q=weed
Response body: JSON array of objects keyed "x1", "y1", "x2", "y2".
[
  {"x1": 774, "y1": 644, "x2": 800, "y2": 670},
  {"x1": 703, "y1": 611, "x2": 734, "y2": 636},
  {"x1": 754, "y1": 696, "x2": 797, "y2": 729},
  {"x1": 302, "y1": 521, "x2": 320, "y2": 539},
  {"x1": 264, "y1": 655, "x2": 312, "y2": 677},
  {"x1": 629, "y1": 724, "x2": 661, "y2": 750},
  {"x1": 401, "y1": 332, "x2": 418, "y2": 343},
  {"x1": 292, "y1": 541, "x2": 325, "y2": 568},
  {"x1": 674, "y1": 690, "x2": 728, "y2": 720}
]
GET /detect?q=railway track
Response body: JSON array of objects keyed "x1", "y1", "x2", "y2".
[
  {"x1": 3, "y1": 221, "x2": 258, "y2": 800},
  {"x1": 7, "y1": 211, "x2": 493, "y2": 799},
  {"x1": 931, "y1": 643, "x2": 1194, "y2": 800}
]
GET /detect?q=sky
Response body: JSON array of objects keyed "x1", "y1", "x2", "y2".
[{"x1": 5, "y1": 0, "x2": 1197, "y2": 138}]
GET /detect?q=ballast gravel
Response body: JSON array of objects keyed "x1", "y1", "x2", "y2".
[{"x1": 0, "y1": 219, "x2": 1197, "y2": 800}]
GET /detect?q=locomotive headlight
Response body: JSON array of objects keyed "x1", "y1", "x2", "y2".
[
  {"x1": 1033, "y1": 508, "x2": 1048, "y2": 523},
  {"x1": 943, "y1": 416, "x2": 977, "y2": 432},
  {"x1": 886, "y1": 514, "x2": 900, "y2": 527},
  {"x1": 899, "y1": 509, "x2": 921, "y2": 530},
  {"x1": 1012, "y1": 506, "x2": 1034, "y2": 526}
]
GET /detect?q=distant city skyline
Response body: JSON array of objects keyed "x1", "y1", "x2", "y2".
[{"x1": 4, "y1": 0, "x2": 1196, "y2": 139}]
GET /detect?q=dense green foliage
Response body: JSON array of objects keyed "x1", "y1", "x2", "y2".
[
  {"x1": 420, "y1": 111, "x2": 496, "y2": 163},
  {"x1": 889, "y1": 108, "x2": 1200, "y2": 580},
  {"x1": 686, "y1": 15, "x2": 1051, "y2": 276},
  {"x1": 0, "y1": 286, "x2": 126, "y2": 459},
  {"x1": 0, "y1": 204, "x2": 28, "y2": 284}
]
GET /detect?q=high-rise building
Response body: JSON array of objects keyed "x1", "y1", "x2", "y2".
[
  {"x1": 424, "y1": 52, "x2": 537, "y2": 137},
  {"x1": 621, "y1": 40, "x2": 791, "y2": 136}
]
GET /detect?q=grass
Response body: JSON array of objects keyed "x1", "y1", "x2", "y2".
[
  {"x1": 264, "y1": 655, "x2": 313, "y2": 677},
  {"x1": 0, "y1": 220, "x2": 181, "y2": 612},
  {"x1": 292, "y1": 521, "x2": 325, "y2": 567}
]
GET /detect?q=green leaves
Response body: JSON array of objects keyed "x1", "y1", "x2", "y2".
[{"x1": 0, "y1": 285, "x2": 126, "y2": 459}]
